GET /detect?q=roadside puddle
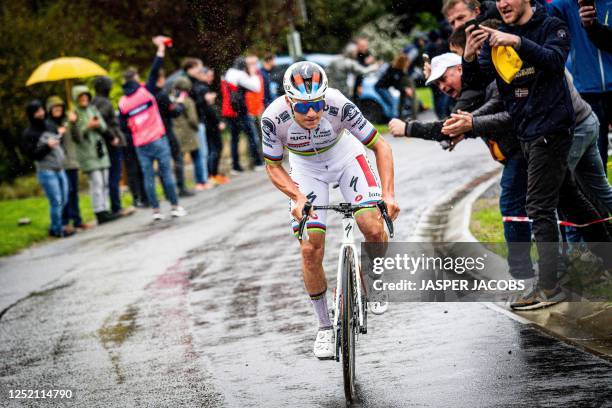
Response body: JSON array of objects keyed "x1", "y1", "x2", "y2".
[{"x1": 97, "y1": 305, "x2": 139, "y2": 384}]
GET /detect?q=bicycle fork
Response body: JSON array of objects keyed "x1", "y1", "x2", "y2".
[{"x1": 333, "y1": 216, "x2": 365, "y2": 352}]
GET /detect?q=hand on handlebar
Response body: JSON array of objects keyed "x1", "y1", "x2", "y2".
[
  {"x1": 292, "y1": 195, "x2": 310, "y2": 221},
  {"x1": 381, "y1": 195, "x2": 400, "y2": 221}
]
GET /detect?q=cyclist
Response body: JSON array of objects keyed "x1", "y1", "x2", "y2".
[{"x1": 261, "y1": 61, "x2": 399, "y2": 359}]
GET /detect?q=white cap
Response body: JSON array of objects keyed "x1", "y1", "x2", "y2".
[{"x1": 425, "y1": 53, "x2": 462, "y2": 85}]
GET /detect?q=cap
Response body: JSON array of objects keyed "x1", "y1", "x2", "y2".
[{"x1": 425, "y1": 53, "x2": 462, "y2": 85}]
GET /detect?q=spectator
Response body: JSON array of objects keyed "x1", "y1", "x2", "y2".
[
  {"x1": 426, "y1": 28, "x2": 455, "y2": 118},
  {"x1": 353, "y1": 36, "x2": 376, "y2": 99},
  {"x1": 45, "y1": 96, "x2": 86, "y2": 232},
  {"x1": 261, "y1": 54, "x2": 276, "y2": 107},
  {"x1": 326, "y1": 43, "x2": 379, "y2": 98},
  {"x1": 183, "y1": 58, "x2": 213, "y2": 190},
  {"x1": 579, "y1": 1, "x2": 612, "y2": 52},
  {"x1": 23, "y1": 100, "x2": 72, "y2": 238},
  {"x1": 389, "y1": 52, "x2": 534, "y2": 279},
  {"x1": 200, "y1": 67, "x2": 229, "y2": 185},
  {"x1": 375, "y1": 53, "x2": 410, "y2": 118},
  {"x1": 548, "y1": 0, "x2": 612, "y2": 173},
  {"x1": 221, "y1": 56, "x2": 264, "y2": 174},
  {"x1": 245, "y1": 55, "x2": 265, "y2": 119},
  {"x1": 148, "y1": 46, "x2": 195, "y2": 197},
  {"x1": 122, "y1": 126, "x2": 149, "y2": 208},
  {"x1": 462, "y1": 0, "x2": 612, "y2": 309},
  {"x1": 118, "y1": 38, "x2": 186, "y2": 221},
  {"x1": 72, "y1": 85, "x2": 120, "y2": 225},
  {"x1": 172, "y1": 77, "x2": 206, "y2": 190},
  {"x1": 92, "y1": 76, "x2": 129, "y2": 216}
]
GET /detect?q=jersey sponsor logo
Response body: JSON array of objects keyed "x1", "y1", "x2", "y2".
[
  {"x1": 287, "y1": 142, "x2": 310, "y2": 148},
  {"x1": 276, "y1": 111, "x2": 292, "y2": 124},
  {"x1": 263, "y1": 141, "x2": 274, "y2": 149},
  {"x1": 127, "y1": 101, "x2": 153, "y2": 117},
  {"x1": 351, "y1": 116, "x2": 364, "y2": 129},
  {"x1": 262, "y1": 117, "x2": 276, "y2": 137},
  {"x1": 350, "y1": 176, "x2": 359, "y2": 193},
  {"x1": 355, "y1": 194, "x2": 363, "y2": 202},
  {"x1": 313, "y1": 128, "x2": 332, "y2": 139},
  {"x1": 324, "y1": 105, "x2": 339, "y2": 116},
  {"x1": 306, "y1": 191, "x2": 318, "y2": 202},
  {"x1": 341, "y1": 103, "x2": 360, "y2": 122}
]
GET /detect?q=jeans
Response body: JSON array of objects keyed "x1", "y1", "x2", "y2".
[
  {"x1": 207, "y1": 127, "x2": 222, "y2": 176},
  {"x1": 499, "y1": 155, "x2": 534, "y2": 278},
  {"x1": 375, "y1": 86, "x2": 395, "y2": 116},
  {"x1": 88, "y1": 169, "x2": 109, "y2": 213},
  {"x1": 197, "y1": 123, "x2": 209, "y2": 182},
  {"x1": 167, "y1": 132, "x2": 185, "y2": 192},
  {"x1": 581, "y1": 92, "x2": 612, "y2": 174},
  {"x1": 37, "y1": 169, "x2": 68, "y2": 235},
  {"x1": 228, "y1": 115, "x2": 263, "y2": 170},
  {"x1": 135, "y1": 136, "x2": 178, "y2": 209},
  {"x1": 190, "y1": 149, "x2": 205, "y2": 184},
  {"x1": 568, "y1": 112, "x2": 612, "y2": 213},
  {"x1": 521, "y1": 132, "x2": 612, "y2": 289},
  {"x1": 62, "y1": 168, "x2": 82, "y2": 227},
  {"x1": 108, "y1": 146, "x2": 123, "y2": 213},
  {"x1": 123, "y1": 144, "x2": 148, "y2": 205}
]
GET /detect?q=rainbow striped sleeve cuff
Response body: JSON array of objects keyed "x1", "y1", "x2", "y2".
[
  {"x1": 362, "y1": 129, "x2": 379, "y2": 148},
  {"x1": 264, "y1": 153, "x2": 283, "y2": 165}
]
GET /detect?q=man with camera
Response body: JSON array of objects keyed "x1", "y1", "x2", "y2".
[{"x1": 462, "y1": 0, "x2": 612, "y2": 309}]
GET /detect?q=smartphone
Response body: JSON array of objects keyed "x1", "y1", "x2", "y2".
[
  {"x1": 580, "y1": 0, "x2": 595, "y2": 7},
  {"x1": 464, "y1": 19, "x2": 480, "y2": 30}
]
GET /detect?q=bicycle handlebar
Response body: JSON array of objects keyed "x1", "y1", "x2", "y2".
[{"x1": 297, "y1": 200, "x2": 394, "y2": 240}]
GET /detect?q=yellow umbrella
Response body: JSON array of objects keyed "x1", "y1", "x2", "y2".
[{"x1": 26, "y1": 57, "x2": 108, "y2": 107}]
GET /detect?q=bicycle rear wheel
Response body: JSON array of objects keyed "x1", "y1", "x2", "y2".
[{"x1": 341, "y1": 246, "x2": 357, "y2": 402}]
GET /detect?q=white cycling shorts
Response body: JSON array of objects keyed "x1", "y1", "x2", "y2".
[{"x1": 289, "y1": 134, "x2": 382, "y2": 236}]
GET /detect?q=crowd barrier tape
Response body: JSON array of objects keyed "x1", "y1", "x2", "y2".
[{"x1": 502, "y1": 215, "x2": 612, "y2": 228}]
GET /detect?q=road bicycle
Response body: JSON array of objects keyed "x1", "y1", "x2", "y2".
[{"x1": 297, "y1": 200, "x2": 394, "y2": 403}]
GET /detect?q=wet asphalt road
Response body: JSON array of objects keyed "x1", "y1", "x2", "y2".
[{"x1": 1, "y1": 129, "x2": 611, "y2": 407}]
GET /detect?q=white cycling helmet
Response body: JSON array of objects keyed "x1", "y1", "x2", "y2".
[{"x1": 283, "y1": 61, "x2": 328, "y2": 101}]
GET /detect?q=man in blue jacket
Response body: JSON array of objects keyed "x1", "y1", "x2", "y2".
[
  {"x1": 463, "y1": 0, "x2": 611, "y2": 310},
  {"x1": 547, "y1": 0, "x2": 612, "y2": 173}
]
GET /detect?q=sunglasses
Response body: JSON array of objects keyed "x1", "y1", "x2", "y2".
[{"x1": 291, "y1": 99, "x2": 326, "y2": 114}]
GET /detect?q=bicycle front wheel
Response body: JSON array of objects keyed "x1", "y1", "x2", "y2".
[{"x1": 341, "y1": 246, "x2": 357, "y2": 402}]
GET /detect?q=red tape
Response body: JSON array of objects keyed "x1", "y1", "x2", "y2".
[{"x1": 502, "y1": 215, "x2": 612, "y2": 228}]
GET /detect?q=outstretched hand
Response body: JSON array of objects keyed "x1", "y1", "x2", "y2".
[
  {"x1": 388, "y1": 118, "x2": 407, "y2": 137},
  {"x1": 442, "y1": 110, "x2": 473, "y2": 137}
]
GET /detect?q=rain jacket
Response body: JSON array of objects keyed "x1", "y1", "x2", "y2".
[
  {"x1": 72, "y1": 85, "x2": 110, "y2": 172},
  {"x1": 547, "y1": 0, "x2": 612, "y2": 94},
  {"x1": 92, "y1": 76, "x2": 126, "y2": 147},
  {"x1": 172, "y1": 77, "x2": 200, "y2": 153},
  {"x1": 23, "y1": 100, "x2": 65, "y2": 171},
  {"x1": 45, "y1": 95, "x2": 80, "y2": 170}
]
